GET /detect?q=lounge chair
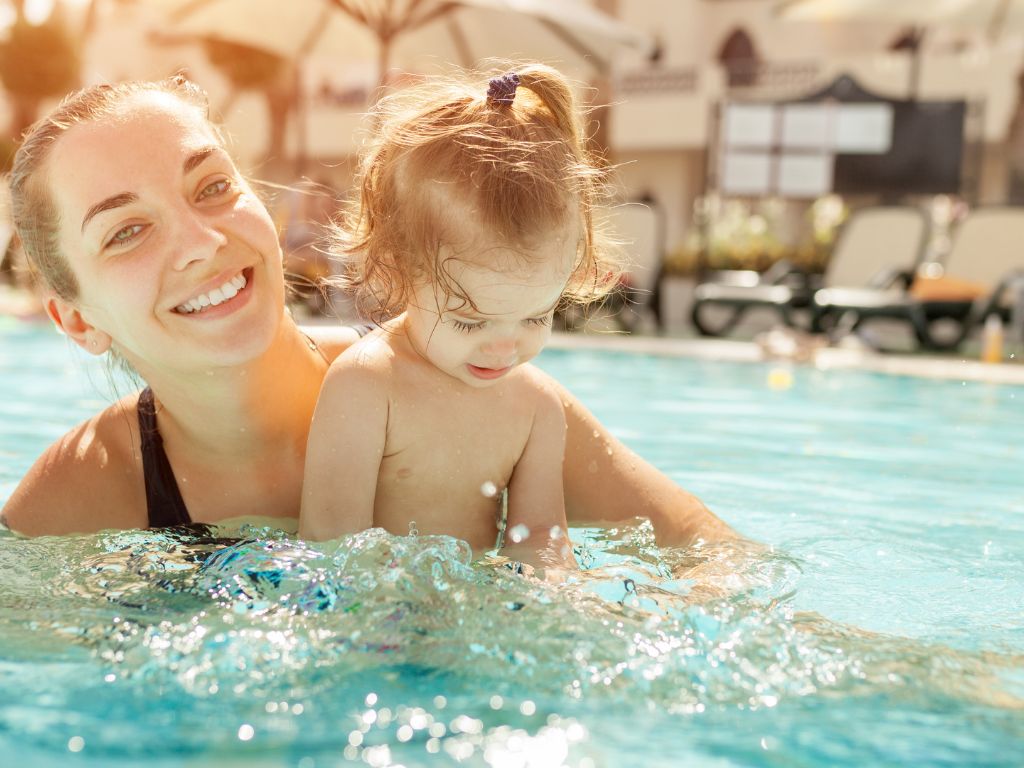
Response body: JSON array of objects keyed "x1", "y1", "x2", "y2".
[
  {"x1": 560, "y1": 201, "x2": 664, "y2": 331},
  {"x1": 813, "y1": 206, "x2": 1024, "y2": 350},
  {"x1": 691, "y1": 206, "x2": 929, "y2": 337},
  {"x1": 607, "y1": 201, "x2": 665, "y2": 331}
]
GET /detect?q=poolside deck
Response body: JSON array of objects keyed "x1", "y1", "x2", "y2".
[{"x1": 547, "y1": 331, "x2": 1024, "y2": 386}]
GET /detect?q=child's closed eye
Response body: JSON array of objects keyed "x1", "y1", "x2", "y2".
[
  {"x1": 525, "y1": 315, "x2": 553, "y2": 328},
  {"x1": 450, "y1": 318, "x2": 486, "y2": 333}
]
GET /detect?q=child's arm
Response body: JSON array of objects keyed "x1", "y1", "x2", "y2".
[
  {"x1": 504, "y1": 379, "x2": 577, "y2": 570},
  {"x1": 299, "y1": 356, "x2": 388, "y2": 541}
]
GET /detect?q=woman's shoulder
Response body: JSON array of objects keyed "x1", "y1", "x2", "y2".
[
  {"x1": 302, "y1": 323, "x2": 367, "y2": 362},
  {"x1": 1, "y1": 393, "x2": 149, "y2": 536}
]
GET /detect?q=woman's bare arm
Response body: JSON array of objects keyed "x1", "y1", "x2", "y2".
[
  {"x1": 1, "y1": 399, "x2": 147, "y2": 536},
  {"x1": 534, "y1": 369, "x2": 740, "y2": 547}
]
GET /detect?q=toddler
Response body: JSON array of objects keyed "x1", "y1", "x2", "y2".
[{"x1": 300, "y1": 64, "x2": 621, "y2": 568}]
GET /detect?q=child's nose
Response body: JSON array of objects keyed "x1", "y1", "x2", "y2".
[{"x1": 482, "y1": 335, "x2": 518, "y2": 357}]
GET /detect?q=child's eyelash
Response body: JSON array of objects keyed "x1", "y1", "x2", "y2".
[
  {"x1": 526, "y1": 316, "x2": 552, "y2": 327},
  {"x1": 451, "y1": 319, "x2": 484, "y2": 333}
]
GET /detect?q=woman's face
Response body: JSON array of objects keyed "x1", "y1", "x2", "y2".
[{"x1": 45, "y1": 92, "x2": 286, "y2": 376}]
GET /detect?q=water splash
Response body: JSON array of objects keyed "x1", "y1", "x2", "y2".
[{"x1": 0, "y1": 520, "x2": 1020, "y2": 765}]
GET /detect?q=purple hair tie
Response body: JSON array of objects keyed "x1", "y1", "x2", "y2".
[{"x1": 486, "y1": 72, "x2": 520, "y2": 106}]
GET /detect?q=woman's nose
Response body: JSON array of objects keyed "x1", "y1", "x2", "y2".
[{"x1": 172, "y1": 213, "x2": 229, "y2": 270}]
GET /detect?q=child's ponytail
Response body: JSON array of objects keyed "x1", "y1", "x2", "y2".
[{"x1": 331, "y1": 61, "x2": 623, "y2": 321}]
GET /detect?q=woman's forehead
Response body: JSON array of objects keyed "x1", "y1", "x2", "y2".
[
  {"x1": 49, "y1": 93, "x2": 218, "y2": 172},
  {"x1": 44, "y1": 94, "x2": 221, "y2": 210}
]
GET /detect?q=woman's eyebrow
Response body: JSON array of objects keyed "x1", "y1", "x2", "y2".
[
  {"x1": 80, "y1": 146, "x2": 226, "y2": 233},
  {"x1": 81, "y1": 192, "x2": 137, "y2": 234},
  {"x1": 183, "y1": 145, "x2": 222, "y2": 175}
]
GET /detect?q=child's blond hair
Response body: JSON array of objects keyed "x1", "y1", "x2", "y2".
[{"x1": 334, "y1": 63, "x2": 621, "y2": 323}]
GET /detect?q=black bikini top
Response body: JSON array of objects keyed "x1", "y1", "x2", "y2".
[{"x1": 138, "y1": 387, "x2": 192, "y2": 528}]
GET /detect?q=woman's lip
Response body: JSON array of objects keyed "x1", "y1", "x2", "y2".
[
  {"x1": 174, "y1": 268, "x2": 253, "y2": 319},
  {"x1": 467, "y1": 364, "x2": 512, "y2": 380},
  {"x1": 174, "y1": 267, "x2": 250, "y2": 311}
]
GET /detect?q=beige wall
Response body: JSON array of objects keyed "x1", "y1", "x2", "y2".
[{"x1": 603, "y1": 0, "x2": 1024, "y2": 258}]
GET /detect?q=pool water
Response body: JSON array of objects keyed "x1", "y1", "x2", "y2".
[{"x1": 1, "y1": 321, "x2": 1022, "y2": 767}]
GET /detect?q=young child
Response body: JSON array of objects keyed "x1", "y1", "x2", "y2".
[{"x1": 299, "y1": 64, "x2": 621, "y2": 568}]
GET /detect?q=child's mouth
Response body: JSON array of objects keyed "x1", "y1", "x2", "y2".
[{"x1": 467, "y1": 364, "x2": 511, "y2": 380}]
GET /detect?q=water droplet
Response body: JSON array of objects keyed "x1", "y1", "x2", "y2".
[
  {"x1": 519, "y1": 700, "x2": 537, "y2": 716},
  {"x1": 67, "y1": 736, "x2": 85, "y2": 753},
  {"x1": 549, "y1": 526, "x2": 564, "y2": 540},
  {"x1": 509, "y1": 524, "x2": 530, "y2": 543},
  {"x1": 490, "y1": 695, "x2": 504, "y2": 709},
  {"x1": 237, "y1": 724, "x2": 254, "y2": 741},
  {"x1": 480, "y1": 481, "x2": 498, "y2": 498},
  {"x1": 588, "y1": 460, "x2": 598, "y2": 474},
  {"x1": 365, "y1": 692, "x2": 378, "y2": 706}
]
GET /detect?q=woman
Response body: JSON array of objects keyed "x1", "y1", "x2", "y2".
[{"x1": 1, "y1": 77, "x2": 735, "y2": 546}]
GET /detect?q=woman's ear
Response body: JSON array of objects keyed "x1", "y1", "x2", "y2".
[{"x1": 45, "y1": 296, "x2": 112, "y2": 355}]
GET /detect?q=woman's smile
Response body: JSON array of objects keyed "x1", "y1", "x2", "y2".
[{"x1": 174, "y1": 268, "x2": 251, "y2": 315}]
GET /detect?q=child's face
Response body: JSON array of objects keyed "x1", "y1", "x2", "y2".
[{"x1": 405, "y1": 235, "x2": 576, "y2": 388}]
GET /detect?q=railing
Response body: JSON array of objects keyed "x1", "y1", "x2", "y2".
[{"x1": 615, "y1": 67, "x2": 699, "y2": 95}]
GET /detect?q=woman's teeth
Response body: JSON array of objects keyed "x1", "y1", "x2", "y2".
[{"x1": 176, "y1": 273, "x2": 247, "y2": 314}]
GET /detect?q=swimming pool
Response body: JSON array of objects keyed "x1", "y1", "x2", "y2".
[{"x1": 2, "y1": 320, "x2": 1022, "y2": 767}]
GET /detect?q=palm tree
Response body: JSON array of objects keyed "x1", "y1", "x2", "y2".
[
  {"x1": 202, "y1": 38, "x2": 293, "y2": 169},
  {"x1": 0, "y1": 0, "x2": 81, "y2": 145}
]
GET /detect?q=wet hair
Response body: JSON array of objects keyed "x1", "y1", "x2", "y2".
[
  {"x1": 7, "y1": 76, "x2": 215, "y2": 300},
  {"x1": 333, "y1": 62, "x2": 621, "y2": 324}
]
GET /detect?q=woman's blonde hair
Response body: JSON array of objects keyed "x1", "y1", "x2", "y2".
[
  {"x1": 7, "y1": 76, "x2": 214, "y2": 300},
  {"x1": 334, "y1": 63, "x2": 621, "y2": 323}
]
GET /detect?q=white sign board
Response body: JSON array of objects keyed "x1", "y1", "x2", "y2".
[
  {"x1": 777, "y1": 154, "x2": 833, "y2": 198},
  {"x1": 835, "y1": 104, "x2": 893, "y2": 154},
  {"x1": 723, "y1": 104, "x2": 777, "y2": 148},
  {"x1": 720, "y1": 151, "x2": 773, "y2": 196},
  {"x1": 781, "y1": 104, "x2": 831, "y2": 149}
]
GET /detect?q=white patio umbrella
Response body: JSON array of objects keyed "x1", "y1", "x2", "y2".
[
  {"x1": 776, "y1": 0, "x2": 1024, "y2": 39},
  {"x1": 156, "y1": 0, "x2": 652, "y2": 86},
  {"x1": 775, "y1": 0, "x2": 1024, "y2": 94}
]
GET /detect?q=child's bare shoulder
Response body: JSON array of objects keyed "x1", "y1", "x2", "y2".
[
  {"x1": 508, "y1": 364, "x2": 566, "y2": 410},
  {"x1": 321, "y1": 332, "x2": 397, "y2": 397}
]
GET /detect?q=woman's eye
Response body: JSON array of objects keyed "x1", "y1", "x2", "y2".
[
  {"x1": 451, "y1": 319, "x2": 484, "y2": 333},
  {"x1": 105, "y1": 223, "x2": 146, "y2": 249},
  {"x1": 198, "y1": 178, "x2": 232, "y2": 200}
]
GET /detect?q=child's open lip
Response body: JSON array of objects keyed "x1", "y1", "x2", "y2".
[{"x1": 467, "y1": 364, "x2": 512, "y2": 380}]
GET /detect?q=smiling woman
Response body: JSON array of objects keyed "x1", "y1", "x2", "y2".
[{"x1": 1, "y1": 75, "x2": 736, "y2": 550}]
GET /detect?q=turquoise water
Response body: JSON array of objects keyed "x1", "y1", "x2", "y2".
[{"x1": 1, "y1": 321, "x2": 1022, "y2": 767}]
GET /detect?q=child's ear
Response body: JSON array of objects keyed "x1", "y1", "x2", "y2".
[{"x1": 45, "y1": 296, "x2": 112, "y2": 356}]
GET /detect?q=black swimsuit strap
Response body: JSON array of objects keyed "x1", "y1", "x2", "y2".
[{"x1": 138, "y1": 387, "x2": 193, "y2": 528}]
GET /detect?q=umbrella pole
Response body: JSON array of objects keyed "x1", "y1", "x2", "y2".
[
  {"x1": 908, "y1": 25, "x2": 926, "y2": 100},
  {"x1": 377, "y1": 36, "x2": 392, "y2": 94},
  {"x1": 295, "y1": 63, "x2": 307, "y2": 178}
]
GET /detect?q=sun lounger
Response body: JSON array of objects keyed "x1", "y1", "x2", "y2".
[
  {"x1": 813, "y1": 206, "x2": 1024, "y2": 350},
  {"x1": 691, "y1": 205, "x2": 928, "y2": 337}
]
